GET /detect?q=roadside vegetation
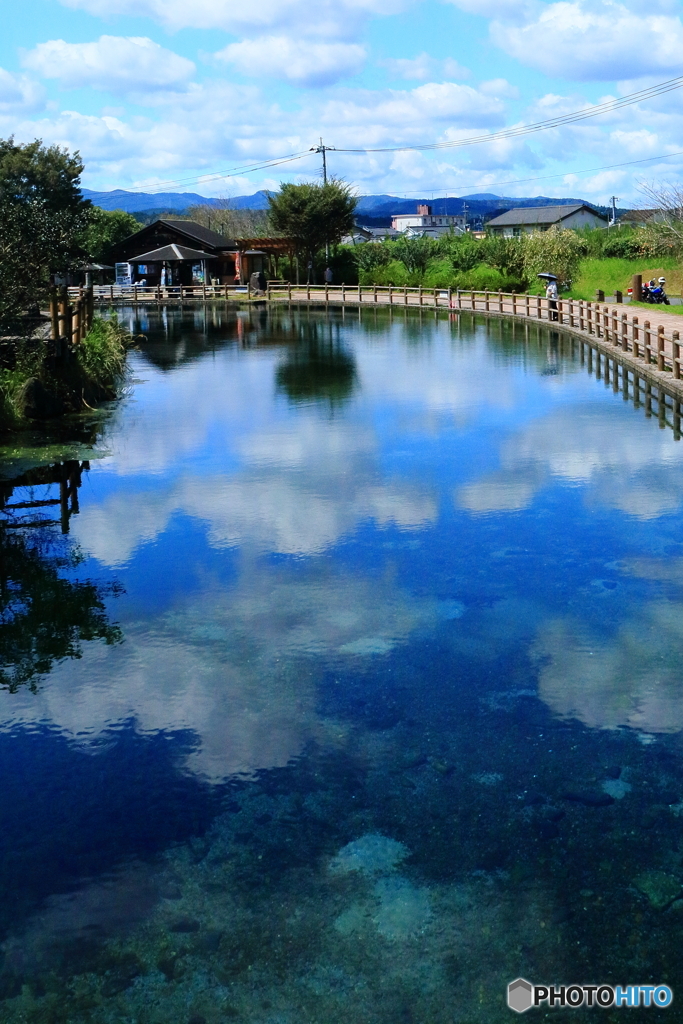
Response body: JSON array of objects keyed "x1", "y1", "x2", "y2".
[{"x1": 346, "y1": 216, "x2": 683, "y2": 299}]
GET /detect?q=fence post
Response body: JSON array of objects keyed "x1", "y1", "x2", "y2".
[
  {"x1": 389, "y1": 285, "x2": 393, "y2": 305},
  {"x1": 404, "y1": 286, "x2": 408, "y2": 306},
  {"x1": 471, "y1": 290, "x2": 475, "y2": 310},
  {"x1": 49, "y1": 288, "x2": 59, "y2": 341},
  {"x1": 657, "y1": 325, "x2": 665, "y2": 371},
  {"x1": 632, "y1": 317, "x2": 639, "y2": 359},
  {"x1": 374, "y1": 285, "x2": 378, "y2": 303},
  {"x1": 341, "y1": 283, "x2": 345, "y2": 303},
  {"x1": 485, "y1": 290, "x2": 489, "y2": 312},
  {"x1": 358, "y1": 282, "x2": 362, "y2": 303},
  {"x1": 434, "y1": 287, "x2": 438, "y2": 307},
  {"x1": 325, "y1": 283, "x2": 329, "y2": 305},
  {"x1": 418, "y1": 285, "x2": 423, "y2": 307},
  {"x1": 498, "y1": 290, "x2": 503, "y2": 313},
  {"x1": 621, "y1": 313, "x2": 628, "y2": 351},
  {"x1": 512, "y1": 292, "x2": 516, "y2": 316},
  {"x1": 456, "y1": 288, "x2": 461, "y2": 310},
  {"x1": 673, "y1": 331, "x2": 681, "y2": 380},
  {"x1": 447, "y1": 287, "x2": 452, "y2": 308},
  {"x1": 306, "y1": 282, "x2": 310, "y2": 301},
  {"x1": 644, "y1": 321, "x2": 651, "y2": 364},
  {"x1": 536, "y1": 295, "x2": 541, "y2": 319}
]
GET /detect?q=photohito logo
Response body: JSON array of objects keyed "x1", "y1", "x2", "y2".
[{"x1": 507, "y1": 979, "x2": 673, "y2": 1012}]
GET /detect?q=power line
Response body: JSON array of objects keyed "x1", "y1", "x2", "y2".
[
  {"x1": 334, "y1": 74, "x2": 683, "y2": 155},
  {"x1": 84, "y1": 151, "x2": 312, "y2": 205},
  {"x1": 356, "y1": 147, "x2": 683, "y2": 197},
  {"x1": 81, "y1": 71, "x2": 683, "y2": 204}
]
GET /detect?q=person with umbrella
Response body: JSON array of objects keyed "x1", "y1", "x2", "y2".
[{"x1": 539, "y1": 272, "x2": 559, "y2": 321}]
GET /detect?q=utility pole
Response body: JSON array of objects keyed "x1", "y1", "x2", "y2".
[
  {"x1": 609, "y1": 195, "x2": 619, "y2": 227},
  {"x1": 311, "y1": 138, "x2": 336, "y2": 262}
]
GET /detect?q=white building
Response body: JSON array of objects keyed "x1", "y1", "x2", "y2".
[{"x1": 391, "y1": 204, "x2": 466, "y2": 238}]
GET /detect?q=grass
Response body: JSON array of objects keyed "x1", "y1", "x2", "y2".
[
  {"x1": 566, "y1": 257, "x2": 682, "y2": 300},
  {"x1": 0, "y1": 314, "x2": 130, "y2": 432}
]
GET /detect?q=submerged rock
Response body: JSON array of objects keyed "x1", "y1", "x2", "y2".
[
  {"x1": 329, "y1": 834, "x2": 409, "y2": 876},
  {"x1": 634, "y1": 871, "x2": 683, "y2": 910}
]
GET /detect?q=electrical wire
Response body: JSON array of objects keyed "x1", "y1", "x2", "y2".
[
  {"x1": 334, "y1": 74, "x2": 683, "y2": 154},
  {"x1": 83, "y1": 151, "x2": 312, "y2": 205},
  {"x1": 358, "y1": 148, "x2": 683, "y2": 197}
]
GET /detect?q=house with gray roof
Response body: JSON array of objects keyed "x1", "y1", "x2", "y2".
[{"x1": 487, "y1": 204, "x2": 607, "y2": 236}]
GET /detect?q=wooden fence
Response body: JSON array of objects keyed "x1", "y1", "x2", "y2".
[
  {"x1": 266, "y1": 284, "x2": 683, "y2": 386},
  {"x1": 73, "y1": 281, "x2": 683, "y2": 391},
  {"x1": 51, "y1": 285, "x2": 95, "y2": 349}
]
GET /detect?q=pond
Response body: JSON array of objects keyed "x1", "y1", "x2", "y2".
[{"x1": 1, "y1": 304, "x2": 683, "y2": 1022}]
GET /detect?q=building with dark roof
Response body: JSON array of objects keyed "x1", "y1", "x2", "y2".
[
  {"x1": 108, "y1": 219, "x2": 239, "y2": 286},
  {"x1": 487, "y1": 204, "x2": 607, "y2": 236}
]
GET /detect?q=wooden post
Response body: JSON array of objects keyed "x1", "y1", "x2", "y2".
[
  {"x1": 447, "y1": 287, "x2": 452, "y2": 308},
  {"x1": 434, "y1": 287, "x2": 438, "y2": 307},
  {"x1": 644, "y1": 321, "x2": 651, "y2": 364},
  {"x1": 512, "y1": 292, "x2": 516, "y2": 316},
  {"x1": 596, "y1": 289, "x2": 605, "y2": 302},
  {"x1": 358, "y1": 282, "x2": 362, "y2": 303},
  {"x1": 657, "y1": 325, "x2": 665, "y2": 371},
  {"x1": 374, "y1": 285, "x2": 378, "y2": 303},
  {"x1": 325, "y1": 283, "x2": 329, "y2": 305},
  {"x1": 471, "y1": 290, "x2": 475, "y2": 310},
  {"x1": 341, "y1": 283, "x2": 345, "y2": 303},
  {"x1": 525, "y1": 294, "x2": 530, "y2": 318},
  {"x1": 485, "y1": 290, "x2": 490, "y2": 312},
  {"x1": 579, "y1": 301, "x2": 584, "y2": 332},
  {"x1": 621, "y1": 313, "x2": 628, "y2": 351},
  {"x1": 456, "y1": 288, "x2": 461, "y2": 310},
  {"x1": 674, "y1": 331, "x2": 681, "y2": 380},
  {"x1": 110, "y1": 284, "x2": 114, "y2": 302},
  {"x1": 615, "y1": 290, "x2": 623, "y2": 303},
  {"x1": 631, "y1": 274, "x2": 642, "y2": 303},
  {"x1": 632, "y1": 317, "x2": 639, "y2": 359},
  {"x1": 404, "y1": 286, "x2": 408, "y2": 306},
  {"x1": 49, "y1": 288, "x2": 59, "y2": 341},
  {"x1": 389, "y1": 285, "x2": 393, "y2": 305},
  {"x1": 418, "y1": 285, "x2": 423, "y2": 307},
  {"x1": 306, "y1": 282, "x2": 310, "y2": 301},
  {"x1": 288, "y1": 282, "x2": 292, "y2": 303},
  {"x1": 498, "y1": 290, "x2": 503, "y2": 313},
  {"x1": 536, "y1": 295, "x2": 541, "y2": 319}
]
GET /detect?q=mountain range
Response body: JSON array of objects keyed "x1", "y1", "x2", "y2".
[{"x1": 81, "y1": 188, "x2": 608, "y2": 223}]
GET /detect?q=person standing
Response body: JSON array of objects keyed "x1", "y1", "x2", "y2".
[
  {"x1": 324, "y1": 266, "x2": 333, "y2": 285},
  {"x1": 546, "y1": 277, "x2": 559, "y2": 321}
]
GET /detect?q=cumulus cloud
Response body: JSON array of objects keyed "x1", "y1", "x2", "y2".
[
  {"x1": 22, "y1": 36, "x2": 195, "y2": 93},
  {"x1": 380, "y1": 53, "x2": 470, "y2": 81},
  {"x1": 216, "y1": 36, "x2": 366, "y2": 87},
  {"x1": 534, "y1": 602, "x2": 683, "y2": 733},
  {"x1": 491, "y1": 1, "x2": 683, "y2": 80},
  {"x1": 0, "y1": 568, "x2": 439, "y2": 781},
  {"x1": 58, "y1": 0, "x2": 404, "y2": 39},
  {"x1": 0, "y1": 67, "x2": 45, "y2": 113},
  {"x1": 456, "y1": 403, "x2": 683, "y2": 518}
]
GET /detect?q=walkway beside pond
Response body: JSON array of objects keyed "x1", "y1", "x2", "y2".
[{"x1": 77, "y1": 282, "x2": 683, "y2": 402}]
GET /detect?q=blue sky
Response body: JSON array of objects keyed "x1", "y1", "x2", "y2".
[{"x1": 2, "y1": 0, "x2": 683, "y2": 202}]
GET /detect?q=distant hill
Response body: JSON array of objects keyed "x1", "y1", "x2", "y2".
[{"x1": 82, "y1": 187, "x2": 608, "y2": 225}]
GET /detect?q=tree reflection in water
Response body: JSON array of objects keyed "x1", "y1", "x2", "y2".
[
  {"x1": 275, "y1": 321, "x2": 357, "y2": 408},
  {"x1": 0, "y1": 462, "x2": 122, "y2": 693}
]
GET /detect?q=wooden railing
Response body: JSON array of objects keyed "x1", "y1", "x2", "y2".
[
  {"x1": 50, "y1": 285, "x2": 95, "y2": 349},
  {"x1": 76, "y1": 281, "x2": 683, "y2": 388},
  {"x1": 266, "y1": 284, "x2": 683, "y2": 384}
]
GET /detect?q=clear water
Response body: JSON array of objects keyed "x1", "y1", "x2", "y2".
[{"x1": 1, "y1": 305, "x2": 682, "y2": 1022}]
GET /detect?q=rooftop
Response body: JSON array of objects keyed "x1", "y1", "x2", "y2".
[{"x1": 487, "y1": 204, "x2": 605, "y2": 227}]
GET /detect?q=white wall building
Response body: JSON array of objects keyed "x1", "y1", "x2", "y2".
[{"x1": 391, "y1": 204, "x2": 466, "y2": 237}]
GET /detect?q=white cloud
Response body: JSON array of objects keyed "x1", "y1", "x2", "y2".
[
  {"x1": 22, "y1": 36, "x2": 195, "y2": 93},
  {"x1": 479, "y1": 78, "x2": 519, "y2": 99},
  {"x1": 380, "y1": 53, "x2": 470, "y2": 81},
  {"x1": 0, "y1": 67, "x2": 45, "y2": 113},
  {"x1": 456, "y1": 404, "x2": 683, "y2": 519},
  {"x1": 491, "y1": 1, "x2": 683, "y2": 80},
  {"x1": 58, "y1": 0, "x2": 405, "y2": 39},
  {"x1": 216, "y1": 36, "x2": 366, "y2": 87}
]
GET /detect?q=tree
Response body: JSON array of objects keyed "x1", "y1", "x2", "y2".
[
  {"x1": 0, "y1": 137, "x2": 91, "y2": 332},
  {"x1": 0, "y1": 136, "x2": 87, "y2": 216},
  {"x1": 522, "y1": 228, "x2": 586, "y2": 289},
  {"x1": 80, "y1": 208, "x2": 140, "y2": 262},
  {"x1": 268, "y1": 179, "x2": 357, "y2": 274}
]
